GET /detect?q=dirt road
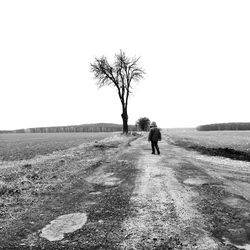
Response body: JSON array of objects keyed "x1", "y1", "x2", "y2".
[
  {"x1": 121, "y1": 134, "x2": 250, "y2": 250},
  {"x1": 1, "y1": 131, "x2": 250, "y2": 249}
]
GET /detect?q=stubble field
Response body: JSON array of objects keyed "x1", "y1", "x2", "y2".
[
  {"x1": 0, "y1": 132, "x2": 116, "y2": 161},
  {"x1": 167, "y1": 128, "x2": 250, "y2": 161}
]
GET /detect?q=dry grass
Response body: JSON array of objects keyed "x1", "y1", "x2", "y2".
[
  {"x1": 0, "y1": 133, "x2": 129, "y2": 229},
  {"x1": 0, "y1": 181, "x2": 16, "y2": 196}
]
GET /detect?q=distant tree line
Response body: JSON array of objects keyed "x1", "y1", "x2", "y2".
[
  {"x1": 0, "y1": 123, "x2": 137, "y2": 134},
  {"x1": 197, "y1": 122, "x2": 250, "y2": 131}
]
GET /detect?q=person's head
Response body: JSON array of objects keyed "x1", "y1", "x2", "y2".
[{"x1": 150, "y1": 121, "x2": 157, "y2": 128}]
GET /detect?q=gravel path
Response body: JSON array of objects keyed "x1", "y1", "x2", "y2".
[{"x1": 121, "y1": 136, "x2": 220, "y2": 249}]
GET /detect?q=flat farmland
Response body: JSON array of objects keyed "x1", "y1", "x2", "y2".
[
  {"x1": 0, "y1": 132, "x2": 116, "y2": 161},
  {"x1": 167, "y1": 128, "x2": 250, "y2": 161},
  {"x1": 167, "y1": 129, "x2": 250, "y2": 151}
]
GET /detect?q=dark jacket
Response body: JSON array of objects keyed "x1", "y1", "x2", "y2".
[{"x1": 148, "y1": 127, "x2": 161, "y2": 142}]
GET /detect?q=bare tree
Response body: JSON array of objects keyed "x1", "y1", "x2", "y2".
[{"x1": 90, "y1": 50, "x2": 145, "y2": 134}]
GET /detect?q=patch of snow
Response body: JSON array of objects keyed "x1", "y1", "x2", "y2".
[
  {"x1": 40, "y1": 212, "x2": 87, "y2": 241},
  {"x1": 183, "y1": 178, "x2": 208, "y2": 186}
]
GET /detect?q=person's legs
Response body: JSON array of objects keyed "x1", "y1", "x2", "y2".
[
  {"x1": 151, "y1": 141, "x2": 155, "y2": 154},
  {"x1": 155, "y1": 141, "x2": 160, "y2": 155}
]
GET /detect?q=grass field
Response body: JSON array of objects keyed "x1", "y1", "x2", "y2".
[
  {"x1": 167, "y1": 129, "x2": 250, "y2": 151},
  {"x1": 0, "y1": 132, "x2": 116, "y2": 161},
  {"x1": 167, "y1": 128, "x2": 250, "y2": 161}
]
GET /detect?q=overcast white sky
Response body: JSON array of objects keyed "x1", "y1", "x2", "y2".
[{"x1": 1, "y1": 0, "x2": 250, "y2": 130}]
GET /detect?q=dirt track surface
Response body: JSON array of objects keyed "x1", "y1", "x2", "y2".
[{"x1": 1, "y1": 131, "x2": 250, "y2": 249}]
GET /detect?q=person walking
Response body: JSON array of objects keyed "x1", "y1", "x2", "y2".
[{"x1": 148, "y1": 121, "x2": 161, "y2": 155}]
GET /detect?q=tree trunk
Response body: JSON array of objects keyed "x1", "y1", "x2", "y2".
[{"x1": 121, "y1": 109, "x2": 128, "y2": 134}]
